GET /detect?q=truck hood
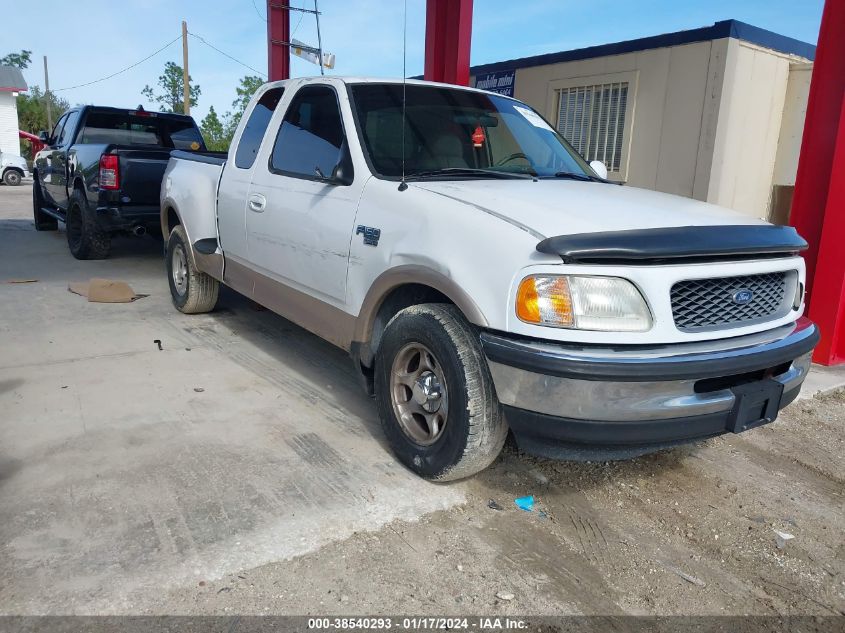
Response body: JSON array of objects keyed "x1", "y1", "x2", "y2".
[
  {"x1": 1, "y1": 153, "x2": 28, "y2": 170},
  {"x1": 411, "y1": 180, "x2": 765, "y2": 238}
]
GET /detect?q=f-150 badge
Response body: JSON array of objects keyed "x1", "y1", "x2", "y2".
[{"x1": 356, "y1": 225, "x2": 381, "y2": 246}]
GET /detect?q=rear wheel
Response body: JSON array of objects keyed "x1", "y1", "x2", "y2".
[
  {"x1": 374, "y1": 304, "x2": 508, "y2": 481},
  {"x1": 32, "y1": 177, "x2": 57, "y2": 231},
  {"x1": 166, "y1": 225, "x2": 219, "y2": 314},
  {"x1": 3, "y1": 169, "x2": 22, "y2": 186},
  {"x1": 66, "y1": 189, "x2": 111, "y2": 259}
]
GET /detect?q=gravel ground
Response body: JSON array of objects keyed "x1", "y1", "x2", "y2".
[{"x1": 143, "y1": 378, "x2": 845, "y2": 617}]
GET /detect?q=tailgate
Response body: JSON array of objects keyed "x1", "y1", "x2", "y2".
[{"x1": 115, "y1": 148, "x2": 174, "y2": 206}]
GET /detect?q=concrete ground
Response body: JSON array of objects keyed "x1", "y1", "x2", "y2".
[{"x1": 0, "y1": 183, "x2": 843, "y2": 617}]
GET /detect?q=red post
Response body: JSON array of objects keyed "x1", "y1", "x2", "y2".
[
  {"x1": 790, "y1": 0, "x2": 845, "y2": 365},
  {"x1": 424, "y1": 0, "x2": 473, "y2": 85},
  {"x1": 805, "y1": 97, "x2": 845, "y2": 364},
  {"x1": 267, "y1": 0, "x2": 290, "y2": 81}
]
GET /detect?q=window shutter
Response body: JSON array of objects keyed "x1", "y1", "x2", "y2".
[{"x1": 557, "y1": 81, "x2": 629, "y2": 173}]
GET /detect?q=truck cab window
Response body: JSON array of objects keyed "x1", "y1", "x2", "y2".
[
  {"x1": 270, "y1": 86, "x2": 346, "y2": 180},
  {"x1": 50, "y1": 114, "x2": 68, "y2": 146},
  {"x1": 56, "y1": 111, "x2": 81, "y2": 146},
  {"x1": 235, "y1": 87, "x2": 284, "y2": 169}
]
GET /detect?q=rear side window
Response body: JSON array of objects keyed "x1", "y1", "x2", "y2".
[
  {"x1": 270, "y1": 86, "x2": 345, "y2": 180},
  {"x1": 235, "y1": 87, "x2": 284, "y2": 169},
  {"x1": 79, "y1": 111, "x2": 206, "y2": 150}
]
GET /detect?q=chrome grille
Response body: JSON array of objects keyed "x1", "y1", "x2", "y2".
[{"x1": 671, "y1": 272, "x2": 793, "y2": 332}]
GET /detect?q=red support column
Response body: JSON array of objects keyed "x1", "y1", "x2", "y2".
[
  {"x1": 790, "y1": 0, "x2": 845, "y2": 365},
  {"x1": 267, "y1": 0, "x2": 290, "y2": 81},
  {"x1": 805, "y1": 97, "x2": 845, "y2": 364},
  {"x1": 424, "y1": 0, "x2": 473, "y2": 86}
]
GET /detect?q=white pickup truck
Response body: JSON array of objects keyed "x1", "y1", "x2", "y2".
[{"x1": 161, "y1": 77, "x2": 818, "y2": 481}]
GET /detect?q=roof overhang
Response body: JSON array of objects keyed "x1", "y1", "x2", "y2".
[{"x1": 470, "y1": 19, "x2": 815, "y2": 77}]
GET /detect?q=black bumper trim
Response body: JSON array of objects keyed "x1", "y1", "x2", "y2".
[
  {"x1": 95, "y1": 205, "x2": 161, "y2": 231},
  {"x1": 503, "y1": 386, "x2": 800, "y2": 460},
  {"x1": 481, "y1": 321, "x2": 818, "y2": 382}
]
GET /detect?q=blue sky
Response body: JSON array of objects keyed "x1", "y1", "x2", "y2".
[{"x1": 4, "y1": 0, "x2": 824, "y2": 125}]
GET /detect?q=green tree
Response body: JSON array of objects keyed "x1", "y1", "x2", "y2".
[
  {"x1": 200, "y1": 106, "x2": 229, "y2": 151},
  {"x1": 141, "y1": 61, "x2": 200, "y2": 114},
  {"x1": 223, "y1": 75, "x2": 265, "y2": 140},
  {"x1": 16, "y1": 85, "x2": 70, "y2": 158},
  {"x1": 1, "y1": 49, "x2": 32, "y2": 69},
  {"x1": 196, "y1": 75, "x2": 265, "y2": 152},
  {"x1": 231, "y1": 75, "x2": 264, "y2": 118}
]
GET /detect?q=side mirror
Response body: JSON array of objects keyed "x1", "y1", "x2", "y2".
[
  {"x1": 589, "y1": 160, "x2": 608, "y2": 180},
  {"x1": 38, "y1": 131, "x2": 49, "y2": 143},
  {"x1": 330, "y1": 162, "x2": 353, "y2": 186},
  {"x1": 329, "y1": 141, "x2": 354, "y2": 186}
]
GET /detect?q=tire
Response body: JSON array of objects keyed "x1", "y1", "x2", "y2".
[
  {"x1": 32, "y1": 177, "x2": 58, "y2": 231},
  {"x1": 166, "y1": 225, "x2": 219, "y2": 314},
  {"x1": 66, "y1": 188, "x2": 111, "y2": 259},
  {"x1": 3, "y1": 169, "x2": 22, "y2": 186},
  {"x1": 374, "y1": 303, "x2": 508, "y2": 481}
]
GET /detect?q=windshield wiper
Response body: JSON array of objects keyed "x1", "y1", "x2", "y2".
[
  {"x1": 552, "y1": 171, "x2": 605, "y2": 182},
  {"x1": 405, "y1": 168, "x2": 534, "y2": 181}
]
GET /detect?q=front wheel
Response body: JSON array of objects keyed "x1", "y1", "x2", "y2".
[
  {"x1": 374, "y1": 304, "x2": 508, "y2": 481},
  {"x1": 3, "y1": 170, "x2": 22, "y2": 186},
  {"x1": 166, "y1": 225, "x2": 219, "y2": 314},
  {"x1": 32, "y1": 177, "x2": 57, "y2": 231}
]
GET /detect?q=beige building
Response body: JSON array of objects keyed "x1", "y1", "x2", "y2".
[{"x1": 471, "y1": 20, "x2": 816, "y2": 222}]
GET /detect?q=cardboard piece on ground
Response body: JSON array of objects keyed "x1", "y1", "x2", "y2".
[{"x1": 68, "y1": 279, "x2": 147, "y2": 303}]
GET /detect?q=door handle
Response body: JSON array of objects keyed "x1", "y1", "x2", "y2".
[{"x1": 248, "y1": 193, "x2": 266, "y2": 213}]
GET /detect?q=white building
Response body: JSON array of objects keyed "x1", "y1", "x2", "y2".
[
  {"x1": 471, "y1": 20, "x2": 816, "y2": 222},
  {"x1": 0, "y1": 65, "x2": 28, "y2": 157}
]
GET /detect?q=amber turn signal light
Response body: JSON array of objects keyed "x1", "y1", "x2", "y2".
[{"x1": 516, "y1": 276, "x2": 574, "y2": 326}]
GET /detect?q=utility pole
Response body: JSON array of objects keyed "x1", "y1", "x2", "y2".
[
  {"x1": 43, "y1": 55, "x2": 53, "y2": 131},
  {"x1": 181, "y1": 20, "x2": 190, "y2": 115}
]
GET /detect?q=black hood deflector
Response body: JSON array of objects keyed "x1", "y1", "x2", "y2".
[{"x1": 536, "y1": 225, "x2": 808, "y2": 265}]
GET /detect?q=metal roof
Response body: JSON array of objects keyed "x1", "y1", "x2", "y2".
[
  {"x1": 0, "y1": 65, "x2": 28, "y2": 92},
  {"x1": 470, "y1": 20, "x2": 816, "y2": 77}
]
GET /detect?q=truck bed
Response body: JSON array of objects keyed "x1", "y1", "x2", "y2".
[
  {"x1": 169, "y1": 150, "x2": 227, "y2": 166},
  {"x1": 161, "y1": 150, "x2": 227, "y2": 262}
]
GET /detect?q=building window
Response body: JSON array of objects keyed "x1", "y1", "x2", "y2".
[{"x1": 556, "y1": 82, "x2": 629, "y2": 173}]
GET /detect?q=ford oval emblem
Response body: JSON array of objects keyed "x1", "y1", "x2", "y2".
[{"x1": 732, "y1": 289, "x2": 754, "y2": 305}]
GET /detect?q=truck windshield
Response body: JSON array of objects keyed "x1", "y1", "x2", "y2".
[
  {"x1": 79, "y1": 111, "x2": 206, "y2": 150},
  {"x1": 350, "y1": 83, "x2": 593, "y2": 180}
]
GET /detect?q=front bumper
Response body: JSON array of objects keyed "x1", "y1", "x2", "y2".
[{"x1": 481, "y1": 318, "x2": 819, "y2": 460}]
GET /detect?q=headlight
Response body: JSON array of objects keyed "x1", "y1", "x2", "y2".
[{"x1": 516, "y1": 275, "x2": 652, "y2": 331}]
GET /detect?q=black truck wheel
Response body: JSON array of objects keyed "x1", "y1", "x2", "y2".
[
  {"x1": 166, "y1": 225, "x2": 219, "y2": 314},
  {"x1": 32, "y1": 177, "x2": 58, "y2": 231},
  {"x1": 66, "y1": 189, "x2": 111, "y2": 259},
  {"x1": 374, "y1": 303, "x2": 508, "y2": 481}
]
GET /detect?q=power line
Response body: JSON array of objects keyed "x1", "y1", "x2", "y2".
[
  {"x1": 251, "y1": 0, "x2": 266, "y2": 21},
  {"x1": 53, "y1": 36, "x2": 182, "y2": 91},
  {"x1": 251, "y1": 0, "x2": 306, "y2": 37},
  {"x1": 291, "y1": 3, "x2": 306, "y2": 38},
  {"x1": 188, "y1": 32, "x2": 267, "y2": 77}
]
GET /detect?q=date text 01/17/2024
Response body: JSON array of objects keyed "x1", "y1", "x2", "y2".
[{"x1": 306, "y1": 616, "x2": 528, "y2": 630}]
